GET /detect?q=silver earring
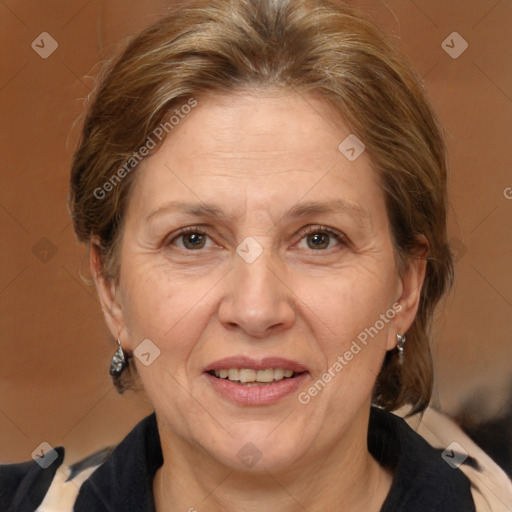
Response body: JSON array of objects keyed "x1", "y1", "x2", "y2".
[
  {"x1": 109, "y1": 339, "x2": 127, "y2": 376},
  {"x1": 396, "y1": 334, "x2": 406, "y2": 365}
]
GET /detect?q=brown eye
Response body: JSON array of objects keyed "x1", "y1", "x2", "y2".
[
  {"x1": 181, "y1": 232, "x2": 207, "y2": 250},
  {"x1": 306, "y1": 232, "x2": 330, "y2": 250},
  {"x1": 297, "y1": 226, "x2": 344, "y2": 251},
  {"x1": 167, "y1": 228, "x2": 215, "y2": 251}
]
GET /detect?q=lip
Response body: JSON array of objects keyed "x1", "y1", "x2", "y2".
[
  {"x1": 205, "y1": 371, "x2": 309, "y2": 406},
  {"x1": 203, "y1": 356, "x2": 309, "y2": 406},
  {"x1": 203, "y1": 356, "x2": 309, "y2": 373}
]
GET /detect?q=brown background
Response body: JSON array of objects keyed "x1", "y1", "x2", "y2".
[{"x1": 1, "y1": 0, "x2": 511, "y2": 466}]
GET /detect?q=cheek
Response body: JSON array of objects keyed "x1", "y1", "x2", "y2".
[
  {"x1": 119, "y1": 262, "x2": 217, "y2": 363},
  {"x1": 297, "y1": 264, "x2": 397, "y2": 343},
  {"x1": 293, "y1": 266, "x2": 397, "y2": 403}
]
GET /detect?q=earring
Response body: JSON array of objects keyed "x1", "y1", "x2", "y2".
[
  {"x1": 109, "y1": 339, "x2": 127, "y2": 376},
  {"x1": 396, "y1": 333, "x2": 406, "y2": 365}
]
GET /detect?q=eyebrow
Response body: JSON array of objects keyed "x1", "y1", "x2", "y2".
[
  {"x1": 146, "y1": 201, "x2": 227, "y2": 221},
  {"x1": 285, "y1": 199, "x2": 371, "y2": 223},
  {"x1": 146, "y1": 199, "x2": 371, "y2": 224}
]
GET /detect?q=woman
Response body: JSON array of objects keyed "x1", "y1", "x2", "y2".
[{"x1": 2, "y1": 0, "x2": 511, "y2": 510}]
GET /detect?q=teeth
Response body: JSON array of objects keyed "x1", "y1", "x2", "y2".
[
  {"x1": 211, "y1": 368, "x2": 296, "y2": 383},
  {"x1": 256, "y1": 369, "x2": 274, "y2": 383},
  {"x1": 239, "y1": 369, "x2": 256, "y2": 383},
  {"x1": 274, "y1": 368, "x2": 284, "y2": 380}
]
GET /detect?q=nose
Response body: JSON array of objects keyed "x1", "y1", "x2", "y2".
[{"x1": 218, "y1": 248, "x2": 296, "y2": 338}]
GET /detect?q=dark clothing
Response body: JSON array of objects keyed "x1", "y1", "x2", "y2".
[{"x1": 0, "y1": 407, "x2": 475, "y2": 511}]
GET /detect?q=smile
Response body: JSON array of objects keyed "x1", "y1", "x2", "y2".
[
  {"x1": 204, "y1": 357, "x2": 309, "y2": 405},
  {"x1": 208, "y1": 368, "x2": 297, "y2": 385}
]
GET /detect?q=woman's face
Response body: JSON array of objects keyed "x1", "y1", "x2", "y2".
[{"x1": 97, "y1": 91, "x2": 423, "y2": 472}]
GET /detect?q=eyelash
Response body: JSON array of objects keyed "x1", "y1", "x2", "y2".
[{"x1": 167, "y1": 225, "x2": 347, "y2": 252}]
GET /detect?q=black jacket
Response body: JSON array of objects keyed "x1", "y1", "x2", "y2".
[{"x1": 0, "y1": 407, "x2": 476, "y2": 511}]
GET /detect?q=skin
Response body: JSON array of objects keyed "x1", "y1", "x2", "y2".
[{"x1": 91, "y1": 90, "x2": 426, "y2": 511}]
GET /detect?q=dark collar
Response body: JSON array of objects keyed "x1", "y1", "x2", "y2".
[
  {"x1": 73, "y1": 408, "x2": 474, "y2": 511},
  {"x1": 369, "y1": 406, "x2": 475, "y2": 512},
  {"x1": 75, "y1": 413, "x2": 162, "y2": 511}
]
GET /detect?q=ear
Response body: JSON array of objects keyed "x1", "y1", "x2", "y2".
[
  {"x1": 386, "y1": 239, "x2": 428, "y2": 351},
  {"x1": 89, "y1": 237, "x2": 129, "y2": 347}
]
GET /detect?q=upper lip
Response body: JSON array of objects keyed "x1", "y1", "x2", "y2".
[{"x1": 204, "y1": 356, "x2": 309, "y2": 373}]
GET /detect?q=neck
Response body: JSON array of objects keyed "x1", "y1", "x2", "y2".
[{"x1": 153, "y1": 408, "x2": 392, "y2": 512}]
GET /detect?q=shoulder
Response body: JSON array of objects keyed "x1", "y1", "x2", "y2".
[
  {"x1": 396, "y1": 405, "x2": 512, "y2": 512},
  {"x1": 369, "y1": 406, "x2": 477, "y2": 511},
  {"x1": 0, "y1": 413, "x2": 160, "y2": 512},
  {"x1": 0, "y1": 446, "x2": 112, "y2": 512}
]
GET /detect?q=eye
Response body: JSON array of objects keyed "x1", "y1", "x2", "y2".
[
  {"x1": 167, "y1": 227, "x2": 215, "y2": 250},
  {"x1": 296, "y1": 226, "x2": 345, "y2": 251},
  {"x1": 166, "y1": 225, "x2": 346, "y2": 253}
]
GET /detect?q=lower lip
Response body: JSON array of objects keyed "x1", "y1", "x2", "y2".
[{"x1": 205, "y1": 372, "x2": 308, "y2": 406}]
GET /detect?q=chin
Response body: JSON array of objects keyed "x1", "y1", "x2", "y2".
[{"x1": 203, "y1": 424, "x2": 308, "y2": 472}]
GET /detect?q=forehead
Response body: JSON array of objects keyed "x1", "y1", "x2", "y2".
[
  {"x1": 126, "y1": 90, "x2": 384, "y2": 226},
  {"x1": 170, "y1": 90, "x2": 347, "y2": 165}
]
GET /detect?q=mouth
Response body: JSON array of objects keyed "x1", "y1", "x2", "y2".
[
  {"x1": 203, "y1": 357, "x2": 309, "y2": 405},
  {"x1": 207, "y1": 367, "x2": 304, "y2": 386}
]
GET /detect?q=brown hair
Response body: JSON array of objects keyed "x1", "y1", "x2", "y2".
[{"x1": 69, "y1": 0, "x2": 453, "y2": 413}]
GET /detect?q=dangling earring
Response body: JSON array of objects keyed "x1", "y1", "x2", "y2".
[
  {"x1": 396, "y1": 333, "x2": 406, "y2": 365},
  {"x1": 109, "y1": 339, "x2": 127, "y2": 376}
]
